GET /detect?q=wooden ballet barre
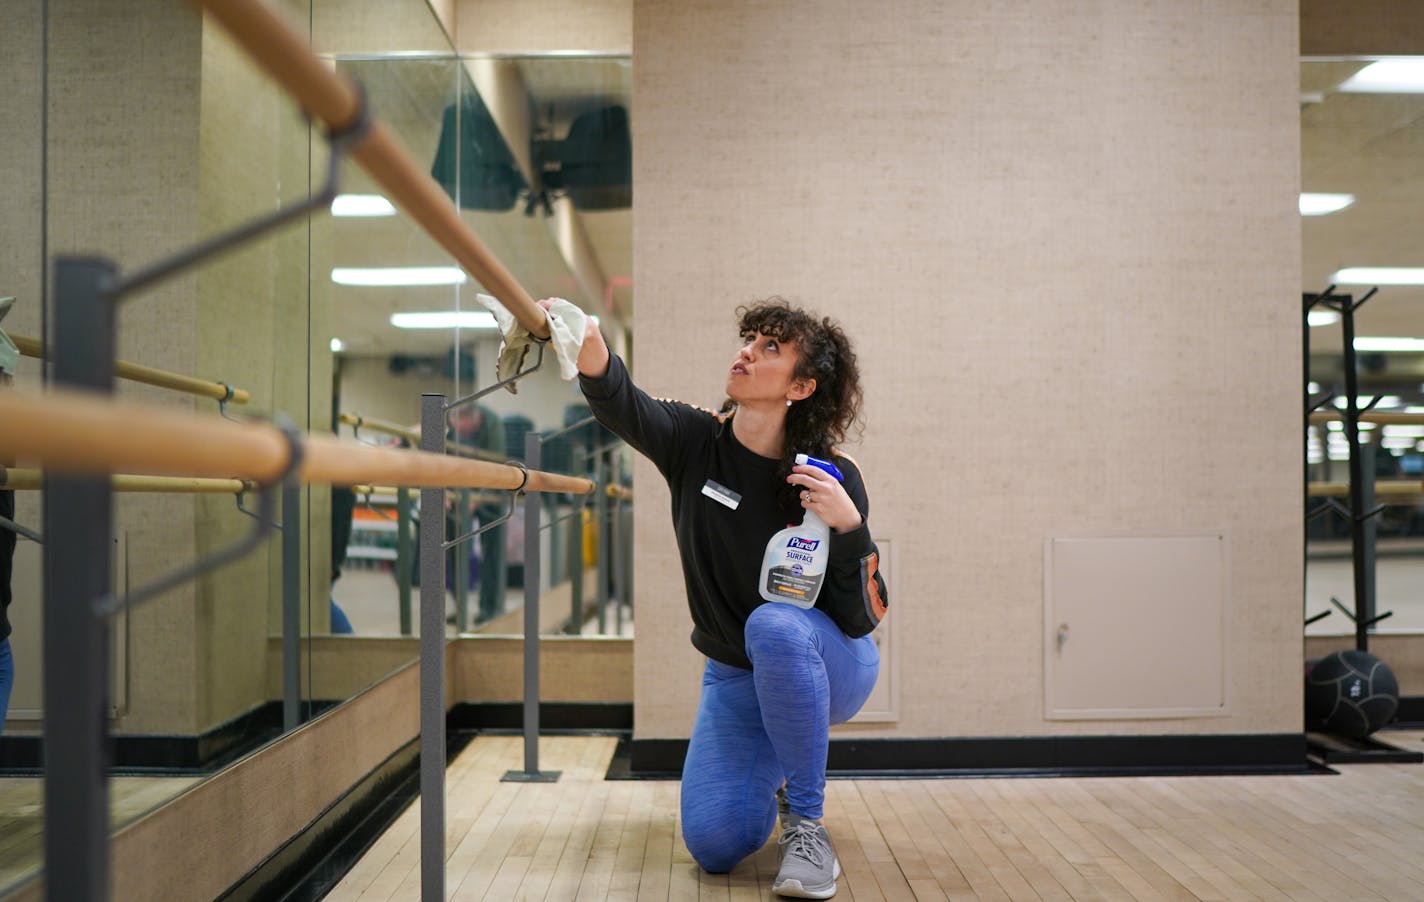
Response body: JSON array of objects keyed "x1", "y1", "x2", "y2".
[
  {"x1": 606, "y1": 484, "x2": 633, "y2": 501},
  {"x1": 0, "y1": 388, "x2": 593, "y2": 496},
  {"x1": 350, "y1": 484, "x2": 506, "y2": 504},
  {"x1": 1308, "y1": 410, "x2": 1424, "y2": 426},
  {"x1": 0, "y1": 467, "x2": 249, "y2": 495},
  {"x1": 1307, "y1": 481, "x2": 1424, "y2": 497},
  {"x1": 188, "y1": 0, "x2": 548, "y2": 340},
  {"x1": 10, "y1": 333, "x2": 251, "y2": 404},
  {"x1": 338, "y1": 412, "x2": 503, "y2": 462}
]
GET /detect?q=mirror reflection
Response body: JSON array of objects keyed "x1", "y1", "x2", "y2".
[
  {"x1": 322, "y1": 53, "x2": 633, "y2": 647},
  {"x1": 1302, "y1": 59, "x2": 1424, "y2": 640},
  {"x1": 1, "y1": 0, "x2": 633, "y2": 894}
]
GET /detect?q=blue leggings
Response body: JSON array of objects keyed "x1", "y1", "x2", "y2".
[
  {"x1": 0, "y1": 638, "x2": 12, "y2": 733},
  {"x1": 680, "y1": 604, "x2": 879, "y2": 873}
]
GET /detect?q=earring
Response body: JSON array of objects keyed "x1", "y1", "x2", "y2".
[{"x1": 786, "y1": 399, "x2": 793, "y2": 407}]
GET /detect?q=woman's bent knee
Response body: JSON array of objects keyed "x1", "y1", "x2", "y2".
[
  {"x1": 681, "y1": 823, "x2": 755, "y2": 874},
  {"x1": 744, "y1": 603, "x2": 812, "y2": 657}
]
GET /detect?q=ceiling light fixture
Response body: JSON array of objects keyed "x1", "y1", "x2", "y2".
[
  {"x1": 1307, "y1": 310, "x2": 1340, "y2": 327},
  {"x1": 1299, "y1": 193, "x2": 1355, "y2": 216},
  {"x1": 1338, "y1": 58, "x2": 1424, "y2": 93},
  {"x1": 1332, "y1": 267, "x2": 1424, "y2": 286},
  {"x1": 331, "y1": 194, "x2": 396, "y2": 217},
  {"x1": 1355, "y1": 338, "x2": 1424, "y2": 352},
  {"x1": 330, "y1": 337, "x2": 345, "y2": 353},
  {"x1": 332, "y1": 267, "x2": 467, "y2": 287},
  {"x1": 390, "y1": 311, "x2": 500, "y2": 329}
]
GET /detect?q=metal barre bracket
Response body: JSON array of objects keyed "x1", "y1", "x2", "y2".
[
  {"x1": 93, "y1": 419, "x2": 304, "y2": 616},
  {"x1": 0, "y1": 513, "x2": 42, "y2": 544},
  {"x1": 443, "y1": 488, "x2": 518, "y2": 551},
  {"x1": 446, "y1": 341, "x2": 547, "y2": 411},
  {"x1": 217, "y1": 382, "x2": 239, "y2": 422}
]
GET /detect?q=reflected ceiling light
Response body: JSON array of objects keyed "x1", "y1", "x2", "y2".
[
  {"x1": 1332, "y1": 267, "x2": 1424, "y2": 285},
  {"x1": 1354, "y1": 338, "x2": 1424, "y2": 352},
  {"x1": 1339, "y1": 58, "x2": 1424, "y2": 93},
  {"x1": 330, "y1": 337, "x2": 345, "y2": 353},
  {"x1": 331, "y1": 194, "x2": 396, "y2": 217},
  {"x1": 1307, "y1": 310, "x2": 1340, "y2": 327},
  {"x1": 332, "y1": 267, "x2": 467, "y2": 286},
  {"x1": 390, "y1": 311, "x2": 499, "y2": 329},
  {"x1": 1333, "y1": 395, "x2": 1399, "y2": 408},
  {"x1": 1299, "y1": 193, "x2": 1355, "y2": 216}
]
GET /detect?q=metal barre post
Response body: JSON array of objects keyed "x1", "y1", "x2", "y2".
[
  {"x1": 397, "y1": 486, "x2": 412, "y2": 636},
  {"x1": 503, "y1": 431, "x2": 558, "y2": 782},
  {"x1": 282, "y1": 486, "x2": 301, "y2": 730},
  {"x1": 455, "y1": 488, "x2": 470, "y2": 632},
  {"x1": 44, "y1": 257, "x2": 117, "y2": 902},
  {"x1": 595, "y1": 450, "x2": 609, "y2": 633},
  {"x1": 418, "y1": 394, "x2": 446, "y2": 901}
]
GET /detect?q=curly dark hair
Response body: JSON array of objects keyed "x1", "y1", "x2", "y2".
[{"x1": 723, "y1": 297, "x2": 864, "y2": 511}]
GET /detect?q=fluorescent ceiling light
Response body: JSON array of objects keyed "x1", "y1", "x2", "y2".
[
  {"x1": 1339, "y1": 58, "x2": 1424, "y2": 93},
  {"x1": 1300, "y1": 193, "x2": 1355, "y2": 216},
  {"x1": 330, "y1": 337, "x2": 345, "y2": 353},
  {"x1": 1332, "y1": 267, "x2": 1424, "y2": 285},
  {"x1": 1307, "y1": 310, "x2": 1340, "y2": 327},
  {"x1": 1355, "y1": 337, "x2": 1424, "y2": 352},
  {"x1": 1381, "y1": 436, "x2": 1419, "y2": 448},
  {"x1": 1333, "y1": 395, "x2": 1399, "y2": 408},
  {"x1": 332, "y1": 267, "x2": 467, "y2": 287},
  {"x1": 390, "y1": 311, "x2": 500, "y2": 329},
  {"x1": 331, "y1": 194, "x2": 396, "y2": 217}
]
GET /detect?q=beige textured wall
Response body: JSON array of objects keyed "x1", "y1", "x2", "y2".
[
  {"x1": 193, "y1": 14, "x2": 291, "y2": 733},
  {"x1": 44, "y1": 0, "x2": 206, "y2": 734},
  {"x1": 27, "y1": 1, "x2": 325, "y2": 735},
  {"x1": 1301, "y1": 0, "x2": 1424, "y2": 56},
  {"x1": 455, "y1": 0, "x2": 631, "y2": 53},
  {"x1": 632, "y1": 0, "x2": 1302, "y2": 740}
]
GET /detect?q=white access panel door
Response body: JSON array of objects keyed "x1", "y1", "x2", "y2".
[{"x1": 1045, "y1": 533, "x2": 1228, "y2": 720}]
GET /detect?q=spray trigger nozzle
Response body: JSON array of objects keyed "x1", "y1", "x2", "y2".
[{"x1": 794, "y1": 453, "x2": 843, "y2": 482}]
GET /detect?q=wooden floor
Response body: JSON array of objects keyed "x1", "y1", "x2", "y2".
[{"x1": 328, "y1": 730, "x2": 1424, "y2": 901}]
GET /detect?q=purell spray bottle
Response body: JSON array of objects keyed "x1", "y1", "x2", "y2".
[{"x1": 759, "y1": 453, "x2": 845, "y2": 607}]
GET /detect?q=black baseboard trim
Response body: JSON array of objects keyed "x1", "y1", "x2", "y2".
[
  {"x1": 447, "y1": 701, "x2": 633, "y2": 733},
  {"x1": 619, "y1": 733, "x2": 1315, "y2": 779},
  {"x1": 0, "y1": 699, "x2": 342, "y2": 775}
]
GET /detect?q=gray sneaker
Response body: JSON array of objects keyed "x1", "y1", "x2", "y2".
[{"x1": 774, "y1": 814, "x2": 840, "y2": 899}]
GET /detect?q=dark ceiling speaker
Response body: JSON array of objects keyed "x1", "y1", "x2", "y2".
[
  {"x1": 430, "y1": 97, "x2": 528, "y2": 211},
  {"x1": 556, "y1": 104, "x2": 631, "y2": 210}
]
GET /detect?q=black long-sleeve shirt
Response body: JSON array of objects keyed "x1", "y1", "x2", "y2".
[{"x1": 579, "y1": 354, "x2": 881, "y2": 669}]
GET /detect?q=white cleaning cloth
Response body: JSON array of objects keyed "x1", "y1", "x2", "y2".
[{"x1": 475, "y1": 294, "x2": 587, "y2": 393}]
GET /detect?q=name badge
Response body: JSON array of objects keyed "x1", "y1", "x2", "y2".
[{"x1": 701, "y1": 479, "x2": 741, "y2": 510}]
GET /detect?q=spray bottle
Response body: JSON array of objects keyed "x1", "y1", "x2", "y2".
[{"x1": 759, "y1": 453, "x2": 845, "y2": 607}]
